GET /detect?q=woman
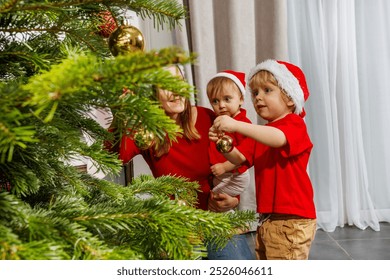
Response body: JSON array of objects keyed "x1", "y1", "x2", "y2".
[
  {"x1": 112, "y1": 65, "x2": 250, "y2": 259},
  {"x1": 117, "y1": 65, "x2": 238, "y2": 211}
]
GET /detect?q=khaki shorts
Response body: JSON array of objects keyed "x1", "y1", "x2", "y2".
[{"x1": 255, "y1": 215, "x2": 317, "y2": 260}]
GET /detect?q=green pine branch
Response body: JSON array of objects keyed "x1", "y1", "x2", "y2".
[
  {"x1": 1, "y1": 179, "x2": 256, "y2": 260},
  {"x1": 0, "y1": 0, "x2": 187, "y2": 78},
  {"x1": 0, "y1": 0, "x2": 257, "y2": 260}
]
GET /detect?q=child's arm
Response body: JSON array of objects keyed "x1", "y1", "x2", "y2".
[
  {"x1": 213, "y1": 115, "x2": 287, "y2": 148},
  {"x1": 211, "y1": 161, "x2": 239, "y2": 176}
]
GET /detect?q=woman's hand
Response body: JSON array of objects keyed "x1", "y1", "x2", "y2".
[{"x1": 208, "y1": 192, "x2": 239, "y2": 212}]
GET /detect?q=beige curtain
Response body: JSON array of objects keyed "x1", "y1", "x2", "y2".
[{"x1": 187, "y1": 0, "x2": 289, "y2": 109}]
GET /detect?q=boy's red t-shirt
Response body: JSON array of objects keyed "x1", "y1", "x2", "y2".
[
  {"x1": 237, "y1": 113, "x2": 316, "y2": 218},
  {"x1": 119, "y1": 106, "x2": 215, "y2": 210}
]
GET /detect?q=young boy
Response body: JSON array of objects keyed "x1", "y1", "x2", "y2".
[
  {"x1": 209, "y1": 60, "x2": 317, "y2": 260},
  {"x1": 206, "y1": 70, "x2": 254, "y2": 201}
]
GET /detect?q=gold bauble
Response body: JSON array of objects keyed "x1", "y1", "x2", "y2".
[
  {"x1": 133, "y1": 129, "x2": 154, "y2": 150},
  {"x1": 108, "y1": 25, "x2": 145, "y2": 56},
  {"x1": 216, "y1": 135, "x2": 234, "y2": 153},
  {"x1": 177, "y1": 199, "x2": 187, "y2": 206}
]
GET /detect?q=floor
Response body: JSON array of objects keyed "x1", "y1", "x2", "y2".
[
  {"x1": 245, "y1": 222, "x2": 390, "y2": 260},
  {"x1": 309, "y1": 222, "x2": 390, "y2": 260}
]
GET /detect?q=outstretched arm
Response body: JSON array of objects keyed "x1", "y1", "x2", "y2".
[{"x1": 212, "y1": 115, "x2": 287, "y2": 148}]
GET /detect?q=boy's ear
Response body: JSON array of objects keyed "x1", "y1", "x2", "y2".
[
  {"x1": 287, "y1": 100, "x2": 296, "y2": 113},
  {"x1": 240, "y1": 95, "x2": 244, "y2": 105},
  {"x1": 287, "y1": 99, "x2": 295, "y2": 106},
  {"x1": 287, "y1": 99, "x2": 296, "y2": 112}
]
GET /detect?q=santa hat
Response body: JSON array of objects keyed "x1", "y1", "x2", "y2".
[
  {"x1": 211, "y1": 70, "x2": 246, "y2": 98},
  {"x1": 247, "y1": 59, "x2": 310, "y2": 117}
]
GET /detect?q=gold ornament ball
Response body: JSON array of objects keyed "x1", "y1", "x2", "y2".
[
  {"x1": 108, "y1": 25, "x2": 145, "y2": 56},
  {"x1": 177, "y1": 199, "x2": 187, "y2": 206},
  {"x1": 133, "y1": 129, "x2": 154, "y2": 150},
  {"x1": 216, "y1": 135, "x2": 234, "y2": 153}
]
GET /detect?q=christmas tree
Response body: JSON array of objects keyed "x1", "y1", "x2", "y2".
[{"x1": 0, "y1": 0, "x2": 255, "y2": 260}]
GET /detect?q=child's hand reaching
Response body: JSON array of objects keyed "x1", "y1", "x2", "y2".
[
  {"x1": 209, "y1": 115, "x2": 238, "y2": 142},
  {"x1": 213, "y1": 115, "x2": 237, "y2": 133}
]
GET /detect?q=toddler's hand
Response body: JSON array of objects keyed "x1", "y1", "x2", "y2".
[
  {"x1": 211, "y1": 163, "x2": 225, "y2": 176},
  {"x1": 208, "y1": 126, "x2": 220, "y2": 142}
]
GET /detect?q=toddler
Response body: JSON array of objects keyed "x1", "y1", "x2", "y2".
[{"x1": 206, "y1": 70, "x2": 254, "y2": 200}]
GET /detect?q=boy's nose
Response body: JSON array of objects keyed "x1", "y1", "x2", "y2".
[{"x1": 255, "y1": 93, "x2": 263, "y2": 101}]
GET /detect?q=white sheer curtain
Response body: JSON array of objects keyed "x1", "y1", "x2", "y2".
[
  {"x1": 186, "y1": 0, "x2": 390, "y2": 232},
  {"x1": 287, "y1": 0, "x2": 390, "y2": 231}
]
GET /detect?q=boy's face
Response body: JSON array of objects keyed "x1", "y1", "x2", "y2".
[
  {"x1": 251, "y1": 80, "x2": 294, "y2": 122},
  {"x1": 208, "y1": 82, "x2": 243, "y2": 118}
]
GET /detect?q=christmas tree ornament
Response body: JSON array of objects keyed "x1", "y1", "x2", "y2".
[
  {"x1": 216, "y1": 135, "x2": 234, "y2": 153},
  {"x1": 96, "y1": 11, "x2": 117, "y2": 38},
  {"x1": 120, "y1": 87, "x2": 134, "y2": 98},
  {"x1": 133, "y1": 128, "x2": 154, "y2": 150},
  {"x1": 177, "y1": 199, "x2": 187, "y2": 206},
  {"x1": 108, "y1": 24, "x2": 145, "y2": 56},
  {"x1": 0, "y1": 173, "x2": 11, "y2": 192}
]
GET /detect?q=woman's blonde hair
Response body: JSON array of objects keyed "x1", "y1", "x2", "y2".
[{"x1": 153, "y1": 65, "x2": 200, "y2": 157}]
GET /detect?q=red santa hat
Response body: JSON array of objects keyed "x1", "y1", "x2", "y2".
[
  {"x1": 247, "y1": 59, "x2": 310, "y2": 117},
  {"x1": 211, "y1": 70, "x2": 246, "y2": 98}
]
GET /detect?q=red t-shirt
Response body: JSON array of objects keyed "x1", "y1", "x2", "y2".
[
  {"x1": 209, "y1": 108, "x2": 255, "y2": 174},
  {"x1": 237, "y1": 113, "x2": 316, "y2": 218},
  {"x1": 119, "y1": 106, "x2": 215, "y2": 210}
]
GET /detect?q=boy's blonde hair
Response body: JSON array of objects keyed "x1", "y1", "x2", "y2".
[{"x1": 249, "y1": 70, "x2": 296, "y2": 112}]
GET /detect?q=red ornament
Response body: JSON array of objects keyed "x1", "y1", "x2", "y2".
[{"x1": 96, "y1": 11, "x2": 117, "y2": 38}]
